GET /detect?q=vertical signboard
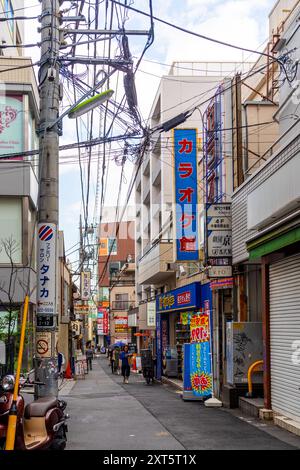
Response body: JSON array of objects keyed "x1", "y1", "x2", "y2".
[
  {"x1": 97, "y1": 307, "x2": 109, "y2": 335},
  {"x1": 190, "y1": 313, "x2": 210, "y2": 343},
  {"x1": 206, "y1": 203, "x2": 232, "y2": 265},
  {"x1": 97, "y1": 308, "x2": 104, "y2": 335},
  {"x1": 147, "y1": 301, "x2": 156, "y2": 327},
  {"x1": 0, "y1": 94, "x2": 24, "y2": 158},
  {"x1": 81, "y1": 271, "x2": 91, "y2": 300},
  {"x1": 183, "y1": 311, "x2": 213, "y2": 400},
  {"x1": 174, "y1": 128, "x2": 199, "y2": 261},
  {"x1": 103, "y1": 308, "x2": 109, "y2": 335},
  {"x1": 156, "y1": 312, "x2": 162, "y2": 380},
  {"x1": 36, "y1": 223, "x2": 57, "y2": 327}
]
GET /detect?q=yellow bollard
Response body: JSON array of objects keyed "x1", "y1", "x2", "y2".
[
  {"x1": 247, "y1": 360, "x2": 264, "y2": 398},
  {"x1": 5, "y1": 295, "x2": 29, "y2": 450}
]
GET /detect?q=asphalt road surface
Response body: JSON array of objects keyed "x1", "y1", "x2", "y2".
[{"x1": 62, "y1": 356, "x2": 300, "y2": 450}]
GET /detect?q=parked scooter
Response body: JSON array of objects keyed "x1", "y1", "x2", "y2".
[{"x1": 0, "y1": 374, "x2": 69, "y2": 450}]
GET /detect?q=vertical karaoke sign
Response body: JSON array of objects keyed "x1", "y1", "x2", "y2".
[
  {"x1": 36, "y1": 223, "x2": 57, "y2": 328},
  {"x1": 174, "y1": 128, "x2": 199, "y2": 261}
]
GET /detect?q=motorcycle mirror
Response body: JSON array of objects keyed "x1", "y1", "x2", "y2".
[{"x1": 0, "y1": 341, "x2": 5, "y2": 365}]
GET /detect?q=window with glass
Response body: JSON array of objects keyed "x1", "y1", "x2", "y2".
[
  {"x1": 0, "y1": 198, "x2": 22, "y2": 264},
  {"x1": 4, "y1": 0, "x2": 14, "y2": 35},
  {"x1": 108, "y1": 237, "x2": 117, "y2": 255}
]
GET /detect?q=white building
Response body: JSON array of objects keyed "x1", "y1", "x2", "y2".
[{"x1": 135, "y1": 61, "x2": 252, "y2": 371}]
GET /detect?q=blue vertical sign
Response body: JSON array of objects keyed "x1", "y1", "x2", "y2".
[
  {"x1": 174, "y1": 128, "x2": 199, "y2": 261},
  {"x1": 183, "y1": 340, "x2": 212, "y2": 400},
  {"x1": 156, "y1": 311, "x2": 162, "y2": 380}
]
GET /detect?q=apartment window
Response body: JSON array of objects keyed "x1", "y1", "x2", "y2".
[
  {"x1": 4, "y1": 0, "x2": 14, "y2": 35},
  {"x1": 108, "y1": 237, "x2": 117, "y2": 255},
  {"x1": 0, "y1": 198, "x2": 22, "y2": 264},
  {"x1": 115, "y1": 293, "x2": 128, "y2": 310}
]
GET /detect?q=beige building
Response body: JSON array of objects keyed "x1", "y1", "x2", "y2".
[{"x1": 109, "y1": 260, "x2": 135, "y2": 345}]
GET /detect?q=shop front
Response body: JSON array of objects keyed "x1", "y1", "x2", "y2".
[
  {"x1": 156, "y1": 282, "x2": 212, "y2": 382},
  {"x1": 247, "y1": 230, "x2": 300, "y2": 422}
]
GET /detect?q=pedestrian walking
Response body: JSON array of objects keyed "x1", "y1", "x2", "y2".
[
  {"x1": 119, "y1": 345, "x2": 132, "y2": 384},
  {"x1": 86, "y1": 342, "x2": 94, "y2": 371},
  {"x1": 110, "y1": 348, "x2": 116, "y2": 374}
]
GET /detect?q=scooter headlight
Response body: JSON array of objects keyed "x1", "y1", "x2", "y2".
[{"x1": 1, "y1": 375, "x2": 15, "y2": 392}]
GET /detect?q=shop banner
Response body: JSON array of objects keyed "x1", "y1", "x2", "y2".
[
  {"x1": 103, "y1": 309, "x2": 109, "y2": 335},
  {"x1": 114, "y1": 316, "x2": 128, "y2": 333},
  {"x1": 97, "y1": 308, "x2": 103, "y2": 334},
  {"x1": 183, "y1": 341, "x2": 212, "y2": 400},
  {"x1": 190, "y1": 313, "x2": 210, "y2": 343},
  {"x1": 180, "y1": 312, "x2": 191, "y2": 325},
  {"x1": 156, "y1": 312, "x2": 162, "y2": 380},
  {"x1": 174, "y1": 128, "x2": 199, "y2": 261},
  {"x1": 156, "y1": 282, "x2": 201, "y2": 313},
  {"x1": 0, "y1": 94, "x2": 24, "y2": 157}
]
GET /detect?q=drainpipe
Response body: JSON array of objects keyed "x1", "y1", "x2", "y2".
[{"x1": 243, "y1": 104, "x2": 249, "y2": 176}]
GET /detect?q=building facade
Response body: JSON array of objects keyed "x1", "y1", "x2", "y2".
[
  {"x1": 135, "y1": 62, "x2": 252, "y2": 388},
  {"x1": 98, "y1": 220, "x2": 135, "y2": 346},
  {"x1": 231, "y1": 0, "x2": 300, "y2": 424},
  {"x1": 0, "y1": 0, "x2": 39, "y2": 372}
]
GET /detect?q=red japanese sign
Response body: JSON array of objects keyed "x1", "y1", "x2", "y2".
[{"x1": 174, "y1": 129, "x2": 199, "y2": 261}]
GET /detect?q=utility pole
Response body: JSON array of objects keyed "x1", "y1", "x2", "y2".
[
  {"x1": 35, "y1": 0, "x2": 61, "y2": 398},
  {"x1": 79, "y1": 215, "x2": 86, "y2": 354}
]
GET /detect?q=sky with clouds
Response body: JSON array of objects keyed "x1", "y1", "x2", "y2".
[{"x1": 24, "y1": 0, "x2": 276, "y2": 264}]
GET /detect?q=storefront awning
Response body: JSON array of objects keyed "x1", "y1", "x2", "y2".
[{"x1": 247, "y1": 224, "x2": 300, "y2": 260}]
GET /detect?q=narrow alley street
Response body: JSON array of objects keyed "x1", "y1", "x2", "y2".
[{"x1": 62, "y1": 357, "x2": 300, "y2": 451}]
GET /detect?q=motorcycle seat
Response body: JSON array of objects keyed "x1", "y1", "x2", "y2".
[{"x1": 24, "y1": 397, "x2": 58, "y2": 418}]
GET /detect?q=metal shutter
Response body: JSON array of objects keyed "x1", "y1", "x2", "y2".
[{"x1": 270, "y1": 253, "x2": 300, "y2": 422}]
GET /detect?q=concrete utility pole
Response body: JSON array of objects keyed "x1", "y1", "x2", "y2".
[{"x1": 35, "y1": 0, "x2": 61, "y2": 398}]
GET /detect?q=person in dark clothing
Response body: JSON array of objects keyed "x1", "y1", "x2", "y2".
[
  {"x1": 119, "y1": 345, "x2": 132, "y2": 384},
  {"x1": 86, "y1": 342, "x2": 93, "y2": 371},
  {"x1": 110, "y1": 348, "x2": 116, "y2": 374}
]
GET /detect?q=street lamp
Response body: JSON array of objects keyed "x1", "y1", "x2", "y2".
[{"x1": 68, "y1": 89, "x2": 114, "y2": 119}]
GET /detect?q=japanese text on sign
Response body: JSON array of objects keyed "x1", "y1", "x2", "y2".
[
  {"x1": 174, "y1": 129, "x2": 199, "y2": 261},
  {"x1": 37, "y1": 223, "x2": 56, "y2": 319}
]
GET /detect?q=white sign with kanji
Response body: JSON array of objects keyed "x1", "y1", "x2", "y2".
[
  {"x1": 207, "y1": 230, "x2": 232, "y2": 258},
  {"x1": 36, "y1": 223, "x2": 57, "y2": 318},
  {"x1": 81, "y1": 271, "x2": 91, "y2": 300}
]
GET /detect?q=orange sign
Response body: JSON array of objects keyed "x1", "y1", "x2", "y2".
[
  {"x1": 99, "y1": 238, "x2": 108, "y2": 256},
  {"x1": 190, "y1": 313, "x2": 210, "y2": 343}
]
